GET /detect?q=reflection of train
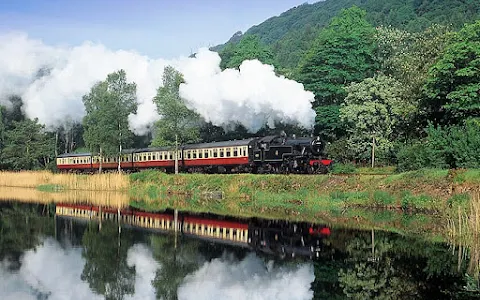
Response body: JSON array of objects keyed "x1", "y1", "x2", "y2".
[
  {"x1": 56, "y1": 135, "x2": 333, "y2": 174},
  {"x1": 56, "y1": 203, "x2": 331, "y2": 259}
]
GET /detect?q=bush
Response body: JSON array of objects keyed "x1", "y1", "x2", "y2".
[
  {"x1": 331, "y1": 162, "x2": 357, "y2": 174},
  {"x1": 396, "y1": 141, "x2": 447, "y2": 172},
  {"x1": 396, "y1": 121, "x2": 480, "y2": 171}
]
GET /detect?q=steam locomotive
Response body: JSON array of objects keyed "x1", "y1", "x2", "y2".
[{"x1": 56, "y1": 134, "x2": 333, "y2": 174}]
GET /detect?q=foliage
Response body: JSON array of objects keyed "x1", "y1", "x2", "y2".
[
  {"x1": 271, "y1": 25, "x2": 320, "y2": 72},
  {"x1": 314, "y1": 105, "x2": 345, "y2": 143},
  {"x1": 340, "y1": 74, "x2": 413, "y2": 162},
  {"x1": 376, "y1": 24, "x2": 452, "y2": 99},
  {"x1": 330, "y1": 162, "x2": 357, "y2": 174},
  {"x1": 397, "y1": 121, "x2": 480, "y2": 171},
  {"x1": 151, "y1": 66, "x2": 201, "y2": 147},
  {"x1": 214, "y1": 0, "x2": 480, "y2": 70},
  {"x1": 219, "y1": 35, "x2": 276, "y2": 70},
  {"x1": 1, "y1": 118, "x2": 55, "y2": 170},
  {"x1": 424, "y1": 20, "x2": 480, "y2": 124},
  {"x1": 0, "y1": 107, "x2": 4, "y2": 160},
  {"x1": 82, "y1": 69, "x2": 137, "y2": 158},
  {"x1": 297, "y1": 6, "x2": 378, "y2": 106}
]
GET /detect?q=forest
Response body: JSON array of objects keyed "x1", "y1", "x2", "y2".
[{"x1": 0, "y1": 0, "x2": 479, "y2": 171}]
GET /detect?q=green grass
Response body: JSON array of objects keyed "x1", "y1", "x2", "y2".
[
  {"x1": 126, "y1": 168, "x2": 480, "y2": 232},
  {"x1": 36, "y1": 184, "x2": 65, "y2": 192}
]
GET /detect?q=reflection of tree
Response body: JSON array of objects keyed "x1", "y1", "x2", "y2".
[
  {"x1": 150, "y1": 234, "x2": 201, "y2": 300},
  {"x1": 81, "y1": 221, "x2": 135, "y2": 300},
  {"x1": 0, "y1": 203, "x2": 54, "y2": 270},
  {"x1": 338, "y1": 233, "x2": 419, "y2": 299}
]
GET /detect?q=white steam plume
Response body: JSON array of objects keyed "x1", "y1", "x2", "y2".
[
  {"x1": 179, "y1": 49, "x2": 316, "y2": 132},
  {"x1": 178, "y1": 253, "x2": 315, "y2": 300},
  {"x1": 0, "y1": 32, "x2": 316, "y2": 134}
]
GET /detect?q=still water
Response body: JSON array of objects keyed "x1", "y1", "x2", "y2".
[{"x1": 0, "y1": 201, "x2": 478, "y2": 300}]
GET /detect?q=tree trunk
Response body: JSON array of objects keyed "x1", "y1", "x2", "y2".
[
  {"x1": 99, "y1": 147, "x2": 103, "y2": 174},
  {"x1": 118, "y1": 123, "x2": 122, "y2": 173},
  {"x1": 55, "y1": 131, "x2": 58, "y2": 157},
  {"x1": 175, "y1": 134, "x2": 179, "y2": 175},
  {"x1": 371, "y1": 136, "x2": 375, "y2": 168}
]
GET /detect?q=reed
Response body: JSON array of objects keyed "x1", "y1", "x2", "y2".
[
  {"x1": 446, "y1": 191, "x2": 480, "y2": 286},
  {"x1": 0, "y1": 186, "x2": 130, "y2": 208},
  {"x1": 0, "y1": 171, "x2": 129, "y2": 191}
]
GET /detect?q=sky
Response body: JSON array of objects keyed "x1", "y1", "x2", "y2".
[{"x1": 0, "y1": 0, "x2": 317, "y2": 59}]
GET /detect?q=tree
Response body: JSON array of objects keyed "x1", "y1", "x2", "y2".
[
  {"x1": 151, "y1": 66, "x2": 200, "y2": 147},
  {"x1": 297, "y1": 6, "x2": 378, "y2": 106},
  {"x1": 0, "y1": 106, "x2": 5, "y2": 163},
  {"x1": 1, "y1": 118, "x2": 54, "y2": 170},
  {"x1": 219, "y1": 35, "x2": 276, "y2": 70},
  {"x1": 82, "y1": 69, "x2": 137, "y2": 172},
  {"x1": 424, "y1": 20, "x2": 480, "y2": 125},
  {"x1": 340, "y1": 74, "x2": 413, "y2": 163}
]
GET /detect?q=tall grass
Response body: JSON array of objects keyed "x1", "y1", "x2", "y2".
[
  {"x1": 446, "y1": 191, "x2": 480, "y2": 288},
  {"x1": 0, "y1": 171, "x2": 129, "y2": 191},
  {"x1": 0, "y1": 186, "x2": 130, "y2": 208}
]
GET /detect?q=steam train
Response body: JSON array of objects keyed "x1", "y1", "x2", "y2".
[
  {"x1": 56, "y1": 203, "x2": 331, "y2": 259},
  {"x1": 56, "y1": 134, "x2": 333, "y2": 174}
]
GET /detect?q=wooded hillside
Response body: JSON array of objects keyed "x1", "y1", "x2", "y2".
[{"x1": 213, "y1": 0, "x2": 480, "y2": 70}]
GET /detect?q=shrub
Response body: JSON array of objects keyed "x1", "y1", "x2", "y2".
[{"x1": 331, "y1": 162, "x2": 357, "y2": 174}]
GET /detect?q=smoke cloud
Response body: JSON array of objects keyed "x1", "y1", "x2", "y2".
[
  {"x1": 0, "y1": 32, "x2": 316, "y2": 134},
  {"x1": 179, "y1": 49, "x2": 316, "y2": 132},
  {"x1": 178, "y1": 252, "x2": 315, "y2": 300}
]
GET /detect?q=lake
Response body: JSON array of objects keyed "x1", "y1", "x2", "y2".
[{"x1": 0, "y1": 200, "x2": 478, "y2": 300}]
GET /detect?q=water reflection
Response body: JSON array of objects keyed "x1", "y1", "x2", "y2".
[{"x1": 1, "y1": 202, "x2": 479, "y2": 299}]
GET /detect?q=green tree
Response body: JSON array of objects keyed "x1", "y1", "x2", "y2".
[
  {"x1": 297, "y1": 6, "x2": 378, "y2": 106},
  {"x1": 82, "y1": 69, "x2": 137, "y2": 172},
  {"x1": 340, "y1": 74, "x2": 413, "y2": 163},
  {"x1": 0, "y1": 106, "x2": 5, "y2": 164},
  {"x1": 151, "y1": 66, "x2": 200, "y2": 147},
  {"x1": 219, "y1": 35, "x2": 276, "y2": 70},
  {"x1": 424, "y1": 20, "x2": 480, "y2": 125},
  {"x1": 2, "y1": 118, "x2": 54, "y2": 170}
]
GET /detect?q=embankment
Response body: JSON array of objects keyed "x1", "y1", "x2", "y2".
[
  {"x1": 2, "y1": 169, "x2": 480, "y2": 226},
  {"x1": 128, "y1": 169, "x2": 480, "y2": 216}
]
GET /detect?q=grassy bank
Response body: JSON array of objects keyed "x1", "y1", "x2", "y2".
[
  {"x1": 2, "y1": 168, "x2": 480, "y2": 223},
  {"x1": 128, "y1": 169, "x2": 480, "y2": 221}
]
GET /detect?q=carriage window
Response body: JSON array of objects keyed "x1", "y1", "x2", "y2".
[
  {"x1": 233, "y1": 148, "x2": 238, "y2": 157},
  {"x1": 199, "y1": 151, "x2": 203, "y2": 158},
  {"x1": 187, "y1": 151, "x2": 191, "y2": 159},
  {"x1": 204, "y1": 151, "x2": 209, "y2": 158},
  {"x1": 169, "y1": 153, "x2": 173, "y2": 160},
  {"x1": 220, "y1": 149, "x2": 224, "y2": 157},
  {"x1": 213, "y1": 150, "x2": 218, "y2": 158},
  {"x1": 148, "y1": 155, "x2": 151, "y2": 161},
  {"x1": 193, "y1": 151, "x2": 197, "y2": 158},
  {"x1": 226, "y1": 149, "x2": 231, "y2": 157}
]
